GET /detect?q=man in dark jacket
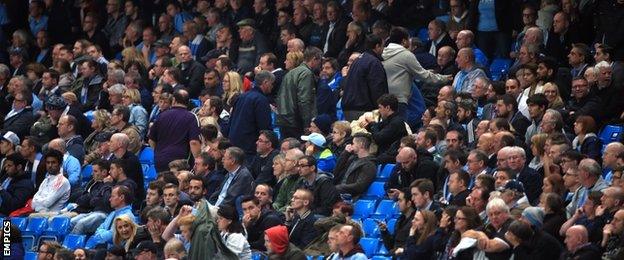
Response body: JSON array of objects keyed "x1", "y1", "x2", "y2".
[
  {"x1": 247, "y1": 130, "x2": 279, "y2": 186},
  {"x1": 70, "y1": 159, "x2": 113, "y2": 234},
  {"x1": 296, "y1": 156, "x2": 340, "y2": 217},
  {"x1": 0, "y1": 153, "x2": 34, "y2": 216},
  {"x1": 323, "y1": 2, "x2": 350, "y2": 58},
  {"x1": 334, "y1": 133, "x2": 376, "y2": 200},
  {"x1": 364, "y1": 94, "x2": 407, "y2": 156},
  {"x1": 241, "y1": 196, "x2": 282, "y2": 251},
  {"x1": 495, "y1": 94, "x2": 531, "y2": 141},
  {"x1": 342, "y1": 34, "x2": 388, "y2": 121},
  {"x1": 566, "y1": 77, "x2": 602, "y2": 127},
  {"x1": 380, "y1": 188, "x2": 414, "y2": 254},
  {"x1": 2, "y1": 89, "x2": 34, "y2": 139},
  {"x1": 228, "y1": 71, "x2": 273, "y2": 156},
  {"x1": 286, "y1": 188, "x2": 318, "y2": 249},
  {"x1": 176, "y1": 45, "x2": 207, "y2": 99},
  {"x1": 386, "y1": 147, "x2": 439, "y2": 194},
  {"x1": 562, "y1": 225, "x2": 599, "y2": 259},
  {"x1": 208, "y1": 147, "x2": 254, "y2": 206},
  {"x1": 75, "y1": 59, "x2": 103, "y2": 112}
]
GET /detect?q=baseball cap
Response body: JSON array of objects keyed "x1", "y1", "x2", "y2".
[
  {"x1": 301, "y1": 133, "x2": 326, "y2": 148},
  {"x1": 30, "y1": 120, "x2": 52, "y2": 145},
  {"x1": 153, "y1": 39, "x2": 170, "y2": 48},
  {"x1": 1, "y1": 131, "x2": 20, "y2": 146}
]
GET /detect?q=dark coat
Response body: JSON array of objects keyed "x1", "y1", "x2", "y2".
[
  {"x1": 449, "y1": 189, "x2": 470, "y2": 206},
  {"x1": 75, "y1": 74, "x2": 103, "y2": 112},
  {"x1": 386, "y1": 158, "x2": 439, "y2": 191},
  {"x1": 341, "y1": 51, "x2": 388, "y2": 112},
  {"x1": 0, "y1": 173, "x2": 35, "y2": 215},
  {"x1": 517, "y1": 166, "x2": 543, "y2": 205},
  {"x1": 74, "y1": 180, "x2": 113, "y2": 213},
  {"x1": 248, "y1": 150, "x2": 279, "y2": 186},
  {"x1": 247, "y1": 209, "x2": 283, "y2": 251},
  {"x1": 208, "y1": 166, "x2": 254, "y2": 206},
  {"x1": 566, "y1": 93, "x2": 602, "y2": 125},
  {"x1": 579, "y1": 135, "x2": 602, "y2": 162},
  {"x1": 324, "y1": 17, "x2": 350, "y2": 58},
  {"x1": 559, "y1": 243, "x2": 601, "y2": 260},
  {"x1": 381, "y1": 208, "x2": 414, "y2": 251},
  {"x1": 545, "y1": 29, "x2": 580, "y2": 66},
  {"x1": 424, "y1": 33, "x2": 456, "y2": 56},
  {"x1": 228, "y1": 87, "x2": 272, "y2": 155},
  {"x1": 112, "y1": 151, "x2": 145, "y2": 208},
  {"x1": 288, "y1": 212, "x2": 318, "y2": 249},
  {"x1": 2, "y1": 107, "x2": 34, "y2": 139},
  {"x1": 403, "y1": 228, "x2": 445, "y2": 259},
  {"x1": 178, "y1": 60, "x2": 207, "y2": 99},
  {"x1": 366, "y1": 113, "x2": 407, "y2": 155},
  {"x1": 334, "y1": 155, "x2": 376, "y2": 199},
  {"x1": 298, "y1": 172, "x2": 340, "y2": 216}
]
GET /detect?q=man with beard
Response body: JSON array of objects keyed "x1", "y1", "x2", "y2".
[
  {"x1": 0, "y1": 153, "x2": 34, "y2": 215},
  {"x1": 387, "y1": 147, "x2": 438, "y2": 197}
]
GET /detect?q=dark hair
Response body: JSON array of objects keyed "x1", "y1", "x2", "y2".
[
  {"x1": 507, "y1": 220, "x2": 534, "y2": 242},
  {"x1": 225, "y1": 147, "x2": 245, "y2": 165},
  {"x1": 596, "y1": 44, "x2": 614, "y2": 61},
  {"x1": 543, "y1": 192, "x2": 565, "y2": 215},
  {"x1": 54, "y1": 249, "x2": 74, "y2": 260},
  {"x1": 476, "y1": 174, "x2": 496, "y2": 193},
  {"x1": 445, "y1": 149, "x2": 468, "y2": 165},
  {"x1": 189, "y1": 174, "x2": 206, "y2": 189},
  {"x1": 146, "y1": 206, "x2": 171, "y2": 224},
  {"x1": 452, "y1": 170, "x2": 471, "y2": 188},
  {"x1": 209, "y1": 96, "x2": 224, "y2": 115},
  {"x1": 241, "y1": 195, "x2": 260, "y2": 206},
  {"x1": 352, "y1": 132, "x2": 372, "y2": 150},
  {"x1": 92, "y1": 159, "x2": 111, "y2": 171},
  {"x1": 217, "y1": 204, "x2": 245, "y2": 233},
  {"x1": 377, "y1": 94, "x2": 399, "y2": 112},
  {"x1": 259, "y1": 130, "x2": 279, "y2": 149},
  {"x1": 526, "y1": 93, "x2": 548, "y2": 108},
  {"x1": 410, "y1": 178, "x2": 434, "y2": 199},
  {"x1": 4, "y1": 153, "x2": 26, "y2": 168},
  {"x1": 299, "y1": 155, "x2": 317, "y2": 169},
  {"x1": 332, "y1": 201, "x2": 354, "y2": 216},
  {"x1": 158, "y1": 171, "x2": 179, "y2": 186},
  {"x1": 497, "y1": 94, "x2": 518, "y2": 111},
  {"x1": 113, "y1": 105, "x2": 131, "y2": 122},
  {"x1": 110, "y1": 159, "x2": 128, "y2": 175},
  {"x1": 387, "y1": 26, "x2": 409, "y2": 44},
  {"x1": 575, "y1": 115, "x2": 597, "y2": 134},
  {"x1": 44, "y1": 149, "x2": 63, "y2": 163},
  {"x1": 113, "y1": 185, "x2": 134, "y2": 205},
  {"x1": 365, "y1": 33, "x2": 383, "y2": 50},
  {"x1": 148, "y1": 180, "x2": 166, "y2": 196}
]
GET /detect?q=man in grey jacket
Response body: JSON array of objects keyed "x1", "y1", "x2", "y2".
[{"x1": 382, "y1": 27, "x2": 450, "y2": 115}]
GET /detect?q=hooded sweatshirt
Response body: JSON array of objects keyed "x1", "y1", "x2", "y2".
[
  {"x1": 382, "y1": 43, "x2": 448, "y2": 103},
  {"x1": 265, "y1": 225, "x2": 289, "y2": 255}
]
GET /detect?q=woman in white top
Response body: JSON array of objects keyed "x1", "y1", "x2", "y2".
[{"x1": 216, "y1": 205, "x2": 252, "y2": 260}]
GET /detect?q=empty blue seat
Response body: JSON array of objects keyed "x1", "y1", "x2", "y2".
[
  {"x1": 41, "y1": 216, "x2": 71, "y2": 240},
  {"x1": 23, "y1": 217, "x2": 48, "y2": 237},
  {"x1": 84, "y1": 235, "x2": 100, "y2": 249},
  {"x1": 362, "y1": 219, "x2": 380, "y2": 238},
  {"x1": 371, "y1": 256, "x2": 392, "y2": 260},
  {"x1": 352, "y1": 200, "x2": 377, "y2": 220},
  {"x1": 489, "y1": 58, "x2": 512, "y2": 80},
  {"x1": 81, "y1": 165, "x2": 93, "y2": 185},
  {"x1": 25, "y1": 251, "x2": 38, "y2": 260},
  {"x1": 10, "y1": 217, "x2": 27, "y2": 231},
  {"x1": 359, "y1": 237, "x2": 379, "y2": 258},
  {"x1": 139, "y1": 146, "x2": 155, "y2": 164},
  {"x1": 83, "y1": 110, "x2": 95, "y2": 123},
  {"x1": 62, "y1": 234, "x2": 86, "y2": 250},
  {"x1": 387, "y1": 218, "x2": 398, "y2": 235},
  {"x1": 600, "y1": 125, "x2": 623, "y2": 144},
  {"x1": 364, "y1": 181, "x2": 387, "y2": 199},
  {"x1": 376, "y1": 164, "x2": 395, "y2": 180},
  {"x1": 371, "y1": 199, "x2": 400, "y2": 219},
  {"x1": 417, "y1": 28, "x2": 429, "y2": 42},
  {"x1": 23, "y1": 236, "x2": 36, "y2": 251}
]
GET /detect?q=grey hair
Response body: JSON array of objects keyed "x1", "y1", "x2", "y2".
[
  {"x1": 595, "y1": 61, "x2": 612, "y2": 71},
  {"x1": 109, "y1": 83, "x2": 127, "y2": 95},
  {"x1": 486, "y1": 198, "x2": 510, "y2": 214},
  {"x1": 225, "y1": 146, "x2": 245, "y2": 165},
  {"x1": 255, "y1": 70, "x2": 275, "y2": 85},
  {"x1": 111, "y1": 133, "x2": 130, "y2": 149},
  {"x1": 579, "y1": 158, "x2": 602, "y2": 177},
  {"x1": 0, "y1": 64, "x2": 10, "y2": 77},
  {"x1": 110, "y1": 69, "x2": 126, "y2": 84},
  {"x1": 510, "y1": 146, "x2": 526, "y2": 158}
]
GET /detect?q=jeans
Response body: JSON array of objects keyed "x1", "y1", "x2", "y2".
[{"x1": 71, "y1": 211, "x2": 107, "y2": 235}]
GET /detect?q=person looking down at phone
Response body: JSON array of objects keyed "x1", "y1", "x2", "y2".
[{"x1": 379, "y1": 188, "x2": 415, "y2": 257}]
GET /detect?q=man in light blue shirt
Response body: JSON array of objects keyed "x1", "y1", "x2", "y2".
[
  {"x1": 452, "y1": 48, "x2": 488, "y2": 93},
  {"x1": 209, "y1": 147, "x2": 254, "y2": 206},
  {"x1": 91, "y1": 185, "x2": 136, "y2": 246},
  {"x1": 47, "y1": 139, "x2": 82, "y2": 187}
]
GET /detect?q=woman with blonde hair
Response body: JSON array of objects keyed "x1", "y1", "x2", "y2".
[
  {"x1": 222, "y1": 71, "x2": 242, "y2": 110},
  {"x1": 542, "y1": 82, "x2": 564, "y2": 109},
  {"x1": 285, "y1": 51, "x2": 304, "y2": 70},
  {"x1": 122, "y1": 88, "x2": 148, "y2": 138},
  {"x1": 164, "y1": 238, "x2": 187, "y2": 259},
  {"x1": 112, "y1": 215, "x2": 139, "y2": 251},
  {"x1": 121, "y1": 47, "x2": 148, "y2": 68},
  {"x1": 83, "y1": 109, "x2": 112, "y2": 164}
]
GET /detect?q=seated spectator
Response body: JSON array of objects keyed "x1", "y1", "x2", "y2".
[
  {"x1": 254, "y1": 184, "x2": 274, "y2": 212},
  {"x1": 57, "y1": 115, "x2": 86, "y2": 164},
  {"x1": 47, "y1": 138, "x2": 81, "y2": 188},
  {"x1": 539, "y1": 192, "x2": 566, "y2": 243},
  {"x1": 69, "y1": 159, "x2": 113, "y2": 235},
  {"x1": 108, "y1": 159, "x2": 138, "y2": 198},
  {"x1": 303, "y1": 201, "x2": 353, "y2": 256},
  {"x1": 380, "y1": 188, "x2": 414, "y2": 256},
  {"x1": 0, "y1": 153, "x2": 35, "y2": 216},
  {"x1": 273, "y1": 148, "x2": 304, "y2": 212},
  {"x1": 162, "y1": 183, "x2": 192, "y2": 217},
  {"x1": 286, "y1": 188, "x2": 318, "y2": 249},
  {"x1": 410, "y1": 179, "x2": 442, "y2": 216},
  {"x1": 301, "y1": 133, "x2": 336, "y2": 173},
  {"x1": 139, "y1": 180, "x2": 165, "y2": 214},
  {"x1": 402, "y1": 210, "x2": 444, "y2": 259},
  {"x1": 499, "y1": 179, "x2": 531, "y2": 219},
  {"x1": 90, "y1": 185, "x2": 137, "y2": 247},
  {"x1": 572, "y1": 115, "x2": 601, "y2": 162},
  {"x1": 112, "y1": 215, "x2": 140, "y2": 252},
  {"x1": 363, "y1": 94, "x2": 407, "y2": 155},
  {"x1": 602, "y1": 142, "x2": 624, "y2": 184},
  {"x1": 241, "y1": 196, "x2": 282, "y2": 251},
  {"x1": 264, "y1": 225, "x2": 307, "y2": 260},
  {"x1": 216, "y1": 205, "x2": 252, "y2": 259},
  {"x1": 164, "y1": 238, "x2": 187, "y2": 259},
  {"x1": 296, "y1": 155, "x2": 340, "y2": 216},
  {"x1": 132, "y1": 241, "x2": 160, "y2": 260},
  {"x1": 248, "y1": 130, "x2": 280, "y2": 186},
  {"x1": 601, "y1": 208, "x2": 624, "y2": 259},
  {"x1": 31, "y1": 149, "x2": 71, "y2": 214},
  {"x1": 334, "y1": 133, "x2": 376, "y2": 200},
  {"x1": 386, "y1": 147, "x2": 439, "y2": 195},
  {"x1": 37, "y1": 241, "x2": 62, "y2": 260},
  {"x1": 439, "y1": 207, "x2": 483, "y2": 259},
  {"x1": 447, "y1": 170, "x2": 471, "y2": 206},
  {"x1": 208, "y1": 147, "x2": 254, "y2": 206},
  {"x1": 327, "y1": 224, "x2": 368, "y2": 260},
  {"x1": 561, "y1": 225, "x2": 601, "y2": 259},
  {"x1": 328, "y1": 121, "x2": 352, "y2": 157},
  {"x1": 108, "y1": 133, "x2": 145, "y2": 205}
]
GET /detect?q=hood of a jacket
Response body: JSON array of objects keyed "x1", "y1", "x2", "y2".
[{"x1": 382, "y1": 43, "x2": 409, "y2": 61}]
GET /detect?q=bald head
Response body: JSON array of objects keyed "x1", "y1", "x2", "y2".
[
  {"x1": 177, "y1": 45, "x2": 192, "y2": 62},
  {"x1": 455, "y1": 30, "x2": 474, "y2": 49},
  {"x1": 287, "y1": 38, "x2": 305, "y2": 53},
  {"x1": 396, "y1": 147, "x2": 417, "y2": 169},
  {"x1": 523, "y1": 27, "x2": 543, "y2": 45},
  {"x1": 437, "y1": 85, "x2": 454, "y2": 102},
  {"x1": 565, "y1": 225, "x2": 588, "y2": 252},
  {"x1": 48, "y1": 138, "x2": 66, "y2": 153},
  {"x1": 604, "y1": 142, "x2": 624, "y2": 168},
  {"x1": 477, "y1": 133, "x2": 494, "y2": 154}
]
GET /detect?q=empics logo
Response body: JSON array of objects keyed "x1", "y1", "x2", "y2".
[{"x1": 2, "y1": 219, "x2": 10, "y2": 256}]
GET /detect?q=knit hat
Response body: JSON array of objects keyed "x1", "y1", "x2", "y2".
[
  {"x1": 45, "y1": 95, "x2": 67, "y2": 110},
  {"x1": 265, "y1": 225, "x2": 289, "y2": 255},
  {"x1": 313, "y1": 114, "x2": 333, "y2": 136},
  {"x1": 522, "y1": 207, "x2": 544, "y2": 228}
]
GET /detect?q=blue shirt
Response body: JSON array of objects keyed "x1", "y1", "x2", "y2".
[
  {"x1": 62, "y1": 154, "x2": 82, "y2": 187},
  {"x1": 215, "y1": 168, "x2": 239, "y2": 206},
  {"x1": 29, "y1": 15, "x2": 48, "y2": 36},
  {"x1": 92, "y1": 205, "x2": 136, "y2": 245},
  {"x1": 477, "y1": 0, "x2": 498, "y2": 32}
]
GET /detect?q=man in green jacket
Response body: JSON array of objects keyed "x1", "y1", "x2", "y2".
[{"x1": 276, "y1": 47, "x2": 323, "y2": 138}]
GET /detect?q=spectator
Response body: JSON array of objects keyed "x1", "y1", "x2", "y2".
[
  {"x1": 601, "y1": 208, "x2": 624, "y2": 259},
  {"x1": 0, "y1": 153, "x2": 34, "y2": 215},
  {"x1": 387, "y1": 147, "x2": 439, "y2": 194},
  {"x1": 603, "y1": 142, "x2": 624, "y2": 184},
  {"x1": 235, "y1": 19, "x2": 268, "y2": 74},
  {"x1": 328, "y1": 224, "x2": 368, "y2": 260},
  {"x1": 452, "y1": 48, "x2": 488, "y2": 94},
  {"x1": 410, "y1": 179, "x2": 442, "y2": 216},
  {"x1": 380, "y1": 188, "x2": 414, "y2": 256},
  {"x1": 426, "y1": 19, "x2": 455, "y2": 58},
  {"x1": 216, "y1": 205, "x2": 252, "y2": 259},
  {"x1": 495, "y1": 94, "x2": 530, "y2": 140},
  {"x1": 108, "y1": 133, "x2": 144, "y2": 205},
  {"x1": 112, "y1": 215, "x2": 140, "y2": 252},
  {"x1": 455, "y1": 30, "x2": 488, "y2": 67},
  {"x1": 447, "y1": 170, "x2": 471, "y2": 206},
  {"x1": 90, "y1": 185, "x2": 136, "y2": 247},
  {"x1": 264, "y1": 225, "x2": 307, "y2": 259},
  {"x1": 562, "y1": 225, "x2": 601, "y2": 259},
  {"x1": 334, "y1": 133, "x2": 376, "y2": 200},
  {"x1": 577, "y1": 158, "x2": 609, "y2": 208},
  {"x1": 296, "y1": 155, "x2": 339, "y2": 216},
  {"x1": 323, "y1": 2, "x2": 349, "y2": 59},
  {"x1": 208, "y1": 147, "x2": 254, "y2": 206},
  {"x1": 241, "y1": 195, "x2": 282, "y2": 251},
  {"x1": 2, "y1": 89, "x2": 34, "y2": 139},
  {"x1": 276, "y1": 47, "x2": 322, "y2": 138},
  {"x1": 539, "y1": 192, "x2": 567, "y2": 243},
  {"x1": 402, "y1": 210, "x2": 444, "y2": 259},
  {"x1": 285, "y1": 188, "x2": 318, "y2": 248},
  {"x1": 70, "y1": 159, "x2": 113, "y2": 235},
  {"x1": 31, "y1": 149, "x2": 70, "y2": 214}
]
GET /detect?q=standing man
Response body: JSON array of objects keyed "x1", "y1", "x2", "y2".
[
  {"x1": 149, "y1": 89, "x2": 201, "y2": 172},
  {"x1": 276, "y1": 47, "x2": 322, "y2": 138}
]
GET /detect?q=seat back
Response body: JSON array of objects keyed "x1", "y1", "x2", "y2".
[
  {"x1": 376, "y1": 164, "x2": 395, "y2": 180},
  {"x1": 26, "y1": 217, "x2": 48, "y2": 235},
  {"x1": 81, "y1": 165, "x2": 93, "y2": 186},
  {"x1": 386, "y1": 218, "x2": 398, "y2": 235},
  {"x1": 364, "y1": 182, "x2": 386, "y2": 199},
  {"x1": 25, "y1": 251, "x2": 38, "y2": 260},
  {"x1": 44, "y1": 216, "x2": 71, "y2": 235},
  {"x1": 373, "y1": 199, "x2": 400, "y2": 218},
  {"x1": 359, "y1": 237, "x2": 379, "y2": 258},
  {"x1": 489, "y1": 58, "x2": 512, "y2": 80},
  {"x1": 10, "y1": 217, "x2": 28, "y2": 231},
  {"x1": 362, "y1": 218, "x2": 380, "y2": 238},
  {"x1": 599, "y1": 125, "x2": 623, "y2": 144},
  {"x1": 352, "y1": 200, "x2": 376, "y2": 220},
  {"x1": 62, "y1": 234, "x2": 86, "y2": 250}
]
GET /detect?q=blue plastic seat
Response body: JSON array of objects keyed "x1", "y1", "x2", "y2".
[
  {"x1": 489, "y1": 58, "x2": 512, "y2": 80},
  {"x1": 22, "y1": 217, "x2": 48, "y2": 237},
  {"x1": 359, "y1": 237, "x2": 379, "y2": 258},
  {"x1": 84, "y1": 235, "x2": 100, "y2": 249},
  {"x1": 143, "y1": 164, "x2": 157, "y2": 182},
  {"x1": 62, "y1": 234, "x2": 86, "y2": 250},
  {"x1": 25, "y1": 251, "x2": 38, "y2": 260},
  {"x1": 599, "y1": 125, "x2": 623, "y2": 144},
  {"x1": 417, "y1": 28, "x2": 429, "y2": 42},
  {"x1": 10, "y1": 217, "x2": 27, "y2": 231},
  {"x1": 364, "y1": 181, "x2": 387, "y2": 199},
  {"x1": 251, "y1": 250, "x2": 269, "y2": 260},
  {"x1": 83, "y1": 110, "x2": 95, "y2": 123},
  {"x1": 386, "y1": 218, "x2": 398, "y2": 235},
  {"x1": 23, "y1": 236, "x2": 36, "y2": 251},
  {"x1": 139, "y1": 146, "x2": 155, "y2": 165},
  {"x1": 81, "y1": 165, "x2": 93, "y2": 185},
  {"x1": 40, "y1": 216, "x2": 71, "y2": 241},
  {"x1": 370, "y1": 199, "x2": 400, "y2": 219},
  {"x1": 371, "y1": 256, "x2": 392, "y2": 260},
  {"x1": 352, "y1": 200, "x2": 377, "y2": 220},
  {"x1": 191, "y1": 98, "x2": 201, "y2": 108},
  {"x1": 376, "y1": 164, "x2": 395, "y2": 180},
  {"x1": 362, "y1": 219, "x2": 380, "y2": 238}
]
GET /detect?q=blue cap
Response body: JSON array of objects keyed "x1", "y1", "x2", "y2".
[{"x1": 301, "y1": 133, "x2": 326, "y2": 147}]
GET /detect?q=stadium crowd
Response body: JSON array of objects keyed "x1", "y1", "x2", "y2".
[{"x1": 1, "y1": 0, "x2": 624, "y2": 259}]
